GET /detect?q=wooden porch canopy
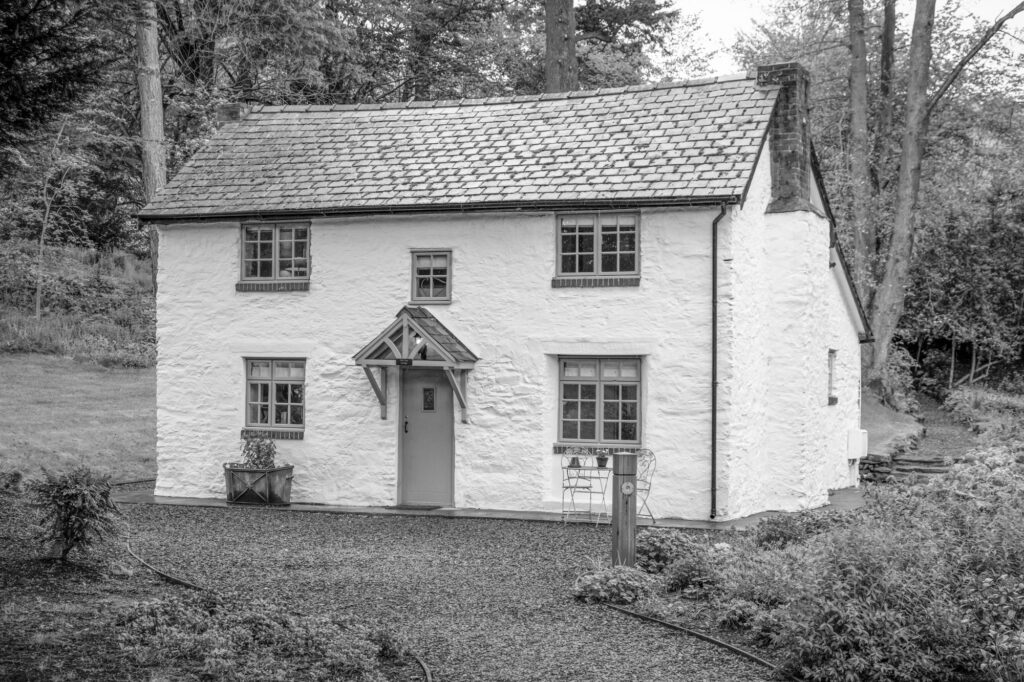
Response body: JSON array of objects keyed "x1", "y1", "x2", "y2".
[{"x1": 353, "y1": 306, "x2": 479, "y2": 421}]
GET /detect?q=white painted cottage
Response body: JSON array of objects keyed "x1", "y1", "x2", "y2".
[{"x1": 140, "y1": 62, "x2": 870, "y2": 521}]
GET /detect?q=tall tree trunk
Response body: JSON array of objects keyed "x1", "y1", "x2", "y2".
[
  {"x1": 136, "y1": 0, "x2": 166, "y2": 292},
  {"x1": 877, "y1": 0, "x2": 896, "y2": 150},
  {"x1": 545, "y1": 0, "x2": 577, "y2": 93},
  {"x1": 868, "y1": 0, "x2": 936, "y2": 381},
  {"x1": 847, "y1": 0, "x2": 872, "y2": 290}
]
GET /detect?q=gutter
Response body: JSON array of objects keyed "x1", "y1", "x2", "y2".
[
  {"x1": 710, "y1": 203, "x2": 727, "y2": 519},
  {"x1": 137, "y1": 196, "x2": 742, "y2": 225}
]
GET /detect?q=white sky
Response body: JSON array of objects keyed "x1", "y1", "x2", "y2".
[{"x1": 689, "y1": 0, "x2": 1024, "y2": 74}]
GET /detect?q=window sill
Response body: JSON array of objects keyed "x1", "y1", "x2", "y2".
[
  {"x1": 552, "y1": 277, "x2": 640, "y2": 288},
  {"x1": 236, "y1": 281, "x2": 310, "y2": 292},
  {"x1": 828, "y1": 396, "x2": 839, "y2": 406},
  {"x1": 409, "y1": 299, "x2": 451, "y2": 305},
  {"x1": 241, "y1": 428, "x2": 304, "y2": 440},
  {"x1": 552, "y1": 443, "x2": 641, "y2": 454}
]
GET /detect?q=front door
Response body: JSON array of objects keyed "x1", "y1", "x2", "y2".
[{"x1": 400, "y1": 369, "x2": 454, "y2": 506}]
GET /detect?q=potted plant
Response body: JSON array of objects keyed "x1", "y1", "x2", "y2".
[
  {"x1": 223, "y1": 436, "x2": 294, "y2": 505},
  {"x1": 595, "y1": 449, "x2": 610, "y2": 468}
]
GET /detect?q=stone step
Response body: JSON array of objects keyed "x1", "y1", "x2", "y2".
[{"x1": 893, "y1": 464, "x2": 950, "y2": 474}]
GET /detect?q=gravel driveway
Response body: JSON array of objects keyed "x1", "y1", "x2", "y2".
[{"x1": 126, "y1": 504, "x2": 771, "y2": 681}]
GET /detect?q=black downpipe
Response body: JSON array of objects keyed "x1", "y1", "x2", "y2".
[{"x1": 710, "y1": 204, "x2": 727, "y2": 519}]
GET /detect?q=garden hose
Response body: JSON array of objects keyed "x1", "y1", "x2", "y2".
[{"x1": 604, "y1": 603, "x2": 791, "y2": 678}]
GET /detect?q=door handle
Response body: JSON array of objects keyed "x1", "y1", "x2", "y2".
[{"x1": 404, "y1": 418, "x2": 408, "y2": 433}]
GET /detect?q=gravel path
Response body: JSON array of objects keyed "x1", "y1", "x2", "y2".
[{"x1": 126, "y1": 504, "x2": 770, "y2": 681}]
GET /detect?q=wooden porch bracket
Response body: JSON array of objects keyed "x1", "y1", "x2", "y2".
[
  {"x1": 363, "y1": 366, "x2": 388, "y2": 419},
  {"x1": 444, "y1": 369, "x2": 469, "y2": 423}
]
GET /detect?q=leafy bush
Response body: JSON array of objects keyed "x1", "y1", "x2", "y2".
[
  {"x1": 117, "y1": 592, "x2": 397, "y2": 681},
  {"x1": 236, "y1": 436, "x2": 278, "y2": 468},
  {"x1": 635, "y1": 528, "x2": 700, "y2": 573},
  {"x1": 946, "y1": 387, "x2": 1024, "y2": 440},
  {"x1": 29, "y1": 466, "x2": 120, "y2": 561},
  {"x1": 663, "y1": 540, "x2": 731, "y2": 593},
  {"x1": 753, "y1": 510, "x2": 849, "y2": 549},
  {"x1": 573, "y1": 565, "x2": 656, "y2": 604}
]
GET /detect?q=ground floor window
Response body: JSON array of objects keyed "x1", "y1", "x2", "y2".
[
  {"x1": 246, "y1": 359, "x2": 305, "y2": 430},
  {"x1": 559, "y1": 357, "x2": 640, "y2": 443}
]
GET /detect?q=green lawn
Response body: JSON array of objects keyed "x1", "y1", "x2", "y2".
[{"x1": 0, "y1": 353, "x2": 155, "y2": 482}]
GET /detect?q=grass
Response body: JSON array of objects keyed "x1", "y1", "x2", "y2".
[{"x1": 0, "y1": 353, "x2": 155, "y2": 483}]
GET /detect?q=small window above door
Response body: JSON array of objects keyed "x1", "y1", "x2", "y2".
[{"x1": 411, "y1": 250, "x2": 452, "y2": 304}]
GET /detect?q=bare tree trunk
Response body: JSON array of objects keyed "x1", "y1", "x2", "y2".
[
  {"x1": 874, "y1": 0, "x2": 896, "y2": 200},
  {"x1": 545, "y1": 0, "x2": 577, "y2": 93},
  {"x1": 948, "y1": 336, "x2": 956, "y2": 390},
  {"x1": 136, "y1": 0, "x2": 166, "y2": 292},
  {"x1": 868, "y1": 0, "x2": 936, "y2": 380},
  {"x1": 34, "y1": 123, "x2": 69, "y2": 320},
  {"x1": 847, "y1": 0, "x2": 872, "y2": 290}
]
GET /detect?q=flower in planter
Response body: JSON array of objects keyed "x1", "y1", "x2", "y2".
[{"x1": 235, "y1": 436, "x2": 277, "y2": 469}]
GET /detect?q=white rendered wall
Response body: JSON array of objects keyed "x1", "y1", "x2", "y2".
[
  {"x1": 720, "y1": 150, "x2": 863, "y2": 520},
  {"x1": 155, "y1": 208, "x2": 721, "y2": 518}
]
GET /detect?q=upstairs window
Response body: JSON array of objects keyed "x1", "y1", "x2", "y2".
[
  {"x1": 246, "y1": 359, "x2": 305, "y2": 432},
  {"x1": 557, "y1": 213, "x2": 639, "y2": 277},
  {"x1": 241, "y1": 223, "x2": 309, "y2": 281},
  {"x1": 411, "y1": 250, "x2": 451, "y2": 303},
  {"x1": 560, "y1": 357, "x2": 641, "y2": 444}
]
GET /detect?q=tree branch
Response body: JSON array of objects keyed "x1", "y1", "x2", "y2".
[{"x1": 925, "y1": 2, "x2": 1024, "y2": 119}]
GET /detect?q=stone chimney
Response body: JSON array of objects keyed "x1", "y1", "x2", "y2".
[{"x1": 756, "y1": 63, "x2": 813, "y2": 213}]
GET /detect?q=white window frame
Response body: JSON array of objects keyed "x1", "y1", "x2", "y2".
[
  {"x1": 240, "y1": 222, "x2": 311, "y2": 282},
  {"x1": 556, "y1": 213, "x2": 640, "y2": 277},
  {"x1": 410, "y1": 249, "x2": 452, "y2": 304},
  {"x1": 245, "y1": 358, "x2": 306, "y2": 432},
  {"x1": 559, "y1": 357, "x2": 641, "y2": 445}
]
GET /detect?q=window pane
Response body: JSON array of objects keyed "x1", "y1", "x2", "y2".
[
  {"x1": 259, "y1": 242, "x2": 273, "y2": 259},
  {"x1": 620, "y1": 254, "x2": 636, "y2": 272},
  {"x1": 621, "y1": 423, "x2": 637, "y2": 440},
  {"x1": 563, "y1": 383, "x2": 579, "y2": 398},
  {"x1": 562, "y1": 401, "x2": 578, "y2": 420},
  {"x1": 248, "y1": 383, "x2": 263, "y2": 402},
  {"x1": 295, "y1": 242, "x2": 307, "y2": 258},
  {"x1": 620, "y1": 362, "x2": 639, "y2": 379},
  {"x1": 581, "y1": 384, "x2": 596, "y2": 399},
  {"x1": 604, "y1": 402, "x2": 618, "y2": 419},
  {"x1": 580, "y1": 402, "x2": 595, "y2": 420},
  {"x1": 604, "y1": 422, "x2": 619, "y2": 440},
  {"x1": 244, "y1": 261, "x2": 258, "y2": 278},
  {"x1": 290, "y1": 405, "x2": 304, "y2": 425},
  {"x1": 601, "y1": 254, "x2": 617, "y2": 272},
  {"x1": 433, "y1": 277, "x2": 447, "y2": 295},
  {"x1": 579, "y1": 235, "x2": 594, "y2": 251},
  {"x1": 578, "y1": 361, "x2": 598, "y2": 378},
  {"x1": 579, "y1": 254, "x2": 594, "y2": 272},
  {"x1": 622, "y1": 385, "x2": 637, "y2": 400},
  {"x1": 276, "y1": 384, "x2": 289, "y2": 403},
  {"x1": 275, "y1": 405, "x2": 288, "y2": 424},
  {"x1": 622, "y1": 402, "x2": 637, "y2": 420},
  {"x1": 602, "y1": 234, "x2": 617, "y2": 251},
  {"x1": 290, "y1": 385, "x2": 303, "y2": 403},
  {"x1": 280, "y1": 241, "x2": 293, "y2": 259},
  {"x1": 561, "y1": 255, "x2": 576, "y2": 273},
  {"x1": 279, "y1": 228, "x2": 292, "y2": 241},
  {"x1": 249, "y1": 361, "x2": 271, "y2": 379},
  {"x1": 249, "y1": 404, "x2": 267, "y2": 424},
  {"x1": 417, "y1": 277, "x2": 431, "y2": 297},
  {"x1": 604, "y1": 384, "x2": 619, "y2": 400},
  {"x1": 621, "y1": 233, "x2": 636, "y2": 251},
  {"x1": 295, "y1": 228, "x2": 307, "y2": 240},
  {"x1": 562, "y1": 422, "x2": 578, "y2": 439},
  {"x1": 258, "y1": 261, "x2": 272, "y2": 277},
  {"x1": 580, "y1": 422, "x2": 596, "y2": 440},
  {"x1": 244, "y1": 243, "x2": 257, "y2": 259}
]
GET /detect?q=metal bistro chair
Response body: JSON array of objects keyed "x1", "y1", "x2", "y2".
[
  {"x1": 561, "y1": 447, "x2": 601, "y2": 522},
  {"x1": 635, "y1": 448, "x2": 656, "y2": 524}
]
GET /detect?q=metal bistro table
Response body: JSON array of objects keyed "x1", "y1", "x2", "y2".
[{"x1": 561, "y1": 450, "x2": 612, "y2": 523}]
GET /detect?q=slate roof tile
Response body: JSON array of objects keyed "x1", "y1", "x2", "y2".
[{"x1": 141, "y1": 74, "x2": 779, "y2": 219}]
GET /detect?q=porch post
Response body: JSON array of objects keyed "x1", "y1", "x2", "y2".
[{"x1": 611, "y1": 451, "x2": 638, "y2": 566}]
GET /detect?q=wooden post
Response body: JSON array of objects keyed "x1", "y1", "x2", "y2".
[{"x1": 611, "y1": 451, "x2": 638, "y2": 566}]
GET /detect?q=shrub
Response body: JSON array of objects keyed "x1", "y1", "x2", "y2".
[
  {"x1": 946, "y1": 387, "x2": 1024, "y2": 441},
  {"x1": 116, "y1": 592, "x2": 395, "y2": 681},
  {"x1": 635, "y1": 528, "x2": 700, "y2": 573},
  {"x1": 29, "y1": 466, "x2": 120, "y2": 561},
  {"x1": 573, "y1": 565, "x2": 656, "y2": 604},
  {"x1": 881, "y1": 344, "x2": 920, "y2": 413},
  {"x1": 663, "y1": 540, "x2": 731, "y2": 593},
  {"x1": 237, "y1": 436, "x2": 277, "y2": 468},
  {"x1": 753, "y1": 510, "x2": 849, "y2": 549},
  {"x1": 715, "y1": 543, "x2": 825, "y2": 609}
]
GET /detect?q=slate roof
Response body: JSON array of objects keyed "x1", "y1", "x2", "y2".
[
  {"x1": 402, "y1": 306, "x2": 478, "y2": 364},
  {"x1": 140, "y1": 73, "x2": 780, "y2": 220}
]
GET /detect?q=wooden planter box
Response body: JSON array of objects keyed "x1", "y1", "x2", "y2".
[{"x1": 223, "y1": 464, "x2": 294, "y2": 505}]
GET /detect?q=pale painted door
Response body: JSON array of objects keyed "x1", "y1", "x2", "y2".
[{"x1": 400, "y1": 369, "x2": 454, "y2": 506}]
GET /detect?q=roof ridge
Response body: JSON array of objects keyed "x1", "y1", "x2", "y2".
[{"x1": 250, "y1": 71, "x2": 755, "y2": 115}]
